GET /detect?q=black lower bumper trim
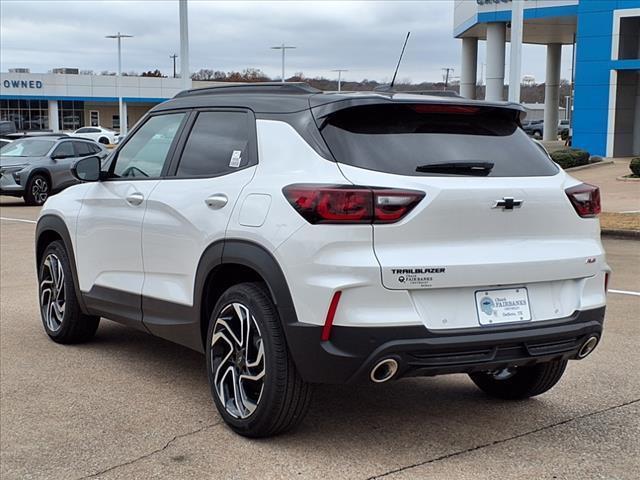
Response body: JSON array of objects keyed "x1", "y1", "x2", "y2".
[{"x1": 284, "y1": 307, "x2": 605, "y2": 384}]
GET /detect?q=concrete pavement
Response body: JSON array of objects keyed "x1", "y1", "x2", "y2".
[
  {"x1": 571, "y1": 159, "x2": 639, "y2": 213},
  {"x1": 1, "y1": 199, "x2": 639, "y2": 479}
]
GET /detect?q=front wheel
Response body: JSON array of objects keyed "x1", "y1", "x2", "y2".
[
  {"x1": 38, "y1": 240, "x2": 100, "y2": 343},
  {"x1": 206, "y1": 282, "x2": 311, "y2": 437},
  {"x1": 24, "y1": 174, "x2": 50, "y2": 206},
  {"x1": 469, "y1": 359, "x2": 568, "y2": 400}
]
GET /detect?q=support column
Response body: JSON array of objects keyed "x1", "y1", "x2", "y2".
[
  {"x1": 543, "y1": 43, "x2": 562, "y2": 142},
  {"x1": 508, "y1": 0, "x2": 524, "y2": 103},
  {"x1": 48, "y1": 100, "x2": 59, "y2": 132},
  {"x1": 486, "y1": 23, "x2": 506, "y2": 101},
  {"x1": 460, "y1": 37, "x2": 478, "y2": 99}
]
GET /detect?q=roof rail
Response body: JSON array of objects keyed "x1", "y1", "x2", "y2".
[{"x1": 174, "y1": 82, "x2": 321, "y2": 98}]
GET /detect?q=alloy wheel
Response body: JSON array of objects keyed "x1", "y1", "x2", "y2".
[
  {"x1": 32, "y1": 177, "x2": 49, "y2": 204},
  {"x1": 40, "y1": 254, "x2": 66, "y2": 332},
  {"x1": 211, "y1": 302, "x2": 265, "y2": 419}
]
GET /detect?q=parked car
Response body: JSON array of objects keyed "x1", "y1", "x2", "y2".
[
  {"x1": 523, "y1": 119, "x2": 569, "y2": 139},
  {"x1": 0, "y1": 120, "x2": 17, "y2": 136},
  {"x1": 522, "y1": 120, "x2": 544, "y2": 138},
  {"x1": 35, "y1": 83, "x2": 608, "y2": 437},
  {"x1": 1, "y1": 136, "x2": 108, "y2": 205},
  {"x1": 69, "y1": 126, "x2": 118, "y2": 145},
  {"x1": 558, "y1": 119, "x2": 570, "y2": 138}
]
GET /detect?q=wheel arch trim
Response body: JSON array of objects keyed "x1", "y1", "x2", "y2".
[
  {"x1": 195, "y1": 239, "x2": 300, "y2": 350},
  {"x1": 35, "y1": 214, "x2": 87, "y2": 312}
]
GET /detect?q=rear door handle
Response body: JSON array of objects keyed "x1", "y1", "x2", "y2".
[
  {"x1": 126, "y1": 192, "x2": 144, "y2": 206},
  {"x1": 205, "y1": 193, "x2": 228, "y2": 209}
]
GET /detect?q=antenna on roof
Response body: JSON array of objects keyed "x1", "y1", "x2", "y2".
[{"x1": 390, "y1": 31, "x2": 410, "y2": 89}]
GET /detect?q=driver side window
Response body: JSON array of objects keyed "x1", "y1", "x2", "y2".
[{"x1": 112, "y1": 113, "x2": 186, "y2": 178}]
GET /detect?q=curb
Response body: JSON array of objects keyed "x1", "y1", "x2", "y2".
[
  {"x1": 601, "y1": 229, "x2": 640, "y2": 240},
  {"x1": 616, "y1": 175, "x2": 640, "y2": 182},
  {"x1": 565, "y1": 159, "x2": 615, "y2": 172}
]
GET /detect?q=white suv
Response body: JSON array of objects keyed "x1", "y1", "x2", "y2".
[{"x1": 35, "y1": 83, "x2": 608, "y2": 437}]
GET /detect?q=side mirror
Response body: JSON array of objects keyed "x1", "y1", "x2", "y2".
[
  {"x1": 71, "y1": 155, "x2": 101, "y2": 182},
  {"x1": 51, "y1": 153, "x2": 69, "y2": 160}
]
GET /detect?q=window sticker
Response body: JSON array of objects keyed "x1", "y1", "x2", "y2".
[{"x1": 229, "y1": 150, "x2": 242, "y2": 168}]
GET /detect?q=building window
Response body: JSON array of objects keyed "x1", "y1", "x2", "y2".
[
  {"x1": 90, "y1": 110, "x2": 100, "y2": 127},
  {"x1": 0, "y1": 99, "x2": 49, "y2": 131},
  {"x1": 58, "y1": 101, "x2": 85, "y2": 131},
  {"x1": 618, "y1": 16, "x2": 640, "y2": 60},
  {"x1": 112, "y1": 114, "x2": 128, "y2": 130}
]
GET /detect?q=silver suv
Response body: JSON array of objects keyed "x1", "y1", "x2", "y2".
[{"x1": 0, "y1": 136, "x2": 108, "y2": 205}]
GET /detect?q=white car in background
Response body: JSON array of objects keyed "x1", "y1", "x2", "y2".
[{"x1": 69, "y1": 126, "x2": 118, "y2": 145}]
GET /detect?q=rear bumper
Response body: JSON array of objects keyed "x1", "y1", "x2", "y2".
[{"x1": 284, "y1": 306, "x2": 605, "y2": 384}]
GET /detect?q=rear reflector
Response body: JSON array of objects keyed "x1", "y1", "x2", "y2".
[
  {"x1": 282, "y1": 184, "x2": 424, "y2": 224},
  {"x1": 565, "y1": 183, "x2": 601, "y2": 218},
  {"x1": 321, "y1": 291, "x2": 342, "y2": 342}
]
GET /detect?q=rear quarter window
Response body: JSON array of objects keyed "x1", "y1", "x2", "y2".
[{"x1": 319, "y1": 104, "x2": 558, "y2": 177}]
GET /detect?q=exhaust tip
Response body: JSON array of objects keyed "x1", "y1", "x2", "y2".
[
  {"x1": 578, "y1": 335, "x2": 599, "y2": 359},
  {"x1": 370, "y1": 358, "x2": 399, "y2": 383}
]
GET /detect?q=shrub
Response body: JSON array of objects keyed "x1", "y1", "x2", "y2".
[
  {"x1": 550, "y1": 148, "x2": 590, "y2": 169},
  {"x1": 630, "y1": 157, "x2": 640, "y2": 176}
]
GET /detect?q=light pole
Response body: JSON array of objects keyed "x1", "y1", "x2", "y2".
[
  {"x1": 105, "y1": 32, "x2": 133, "y2": 135},
  {"x1": 179, "y1": 0, "x2": 190, "y2": 90},
  {"x1": 170, "y1": 53, "x2": 178, "y2": 78},
  {"x1": 271, "y1": 43, "x2": 296, "y2": 83},
  {"x1": 331, "y1": 69, "x2": 348, "y2": 92}
]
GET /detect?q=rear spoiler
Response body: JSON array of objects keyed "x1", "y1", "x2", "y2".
[{"x1": 310, "y1": 95, "x2": 527, "y2": 126}]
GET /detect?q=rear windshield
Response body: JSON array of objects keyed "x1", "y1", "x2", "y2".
[{"x1": 319, "y1": 104, "x2": 558, "y2": 177}]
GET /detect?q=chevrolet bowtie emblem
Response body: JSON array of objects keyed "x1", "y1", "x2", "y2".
[{"x1": 493, "y1": 197, "x2": 524, "y2": 210}]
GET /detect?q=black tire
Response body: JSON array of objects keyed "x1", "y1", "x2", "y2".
[
  {"x1": 98, "y1": 137, "x2": 109, "y2": 145},
  {"x1": 24, "y1": 173, "x2": 50, "y2": 206},
  {"x1": 206, "y1": 282, "x2": 312, "y2": 438},
  {"x1": 38, "y1": 240, "x2": 100, "y2": 344},
  {"x1": 469, "y1": 359, "x2": 568, "y2": 400}
]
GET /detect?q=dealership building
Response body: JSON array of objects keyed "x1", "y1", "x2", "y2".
[
  {"x1": 0, "y1": 70, "x2": 191, "y2": 133},
  {"x1": 454, "y1": 0, "x2": 640, "y2": 157}
]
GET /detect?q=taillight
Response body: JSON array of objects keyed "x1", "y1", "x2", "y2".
[
  {"x1": 604, "y1": 272, "x2": 610, "y2": 293},
  {"x1": 565, "y1": 183, "x2": 601, "y2": 218},
  {"x1": 282, "y1": 184, "x2": 424, "y2": 224}
]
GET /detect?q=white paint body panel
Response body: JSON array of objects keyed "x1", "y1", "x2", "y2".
[
  {"x1": 75, "y1": 179, "x2": 160, "y2": 294},
  {"x1": 40, "y1": 115, "x2": 608, "y2": 334},
  {"x1": 140, "y1": 168, "x2": 255, "y2": 306}
]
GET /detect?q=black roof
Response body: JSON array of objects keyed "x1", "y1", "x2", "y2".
[
  {"x1": 5, "y1": 133, "x2": 68, "y2": 141},
  {"x1": 153, "y1": 82, "x2": 526, "y2": 117}
]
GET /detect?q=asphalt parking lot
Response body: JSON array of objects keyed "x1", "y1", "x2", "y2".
[{"x1": 1, "y1": 197, "x2": 639, "y2": 480}]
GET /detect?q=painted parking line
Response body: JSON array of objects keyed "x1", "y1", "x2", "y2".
[
  {"x1": 619, "y1": 210, "x2": 640, "y2": 214},
  {"x1": 609, "y1": 289, "x2": 640, "y2": 297},
  {"x1": 0, "y1": 216, "x2": 37, "y2": 224}
]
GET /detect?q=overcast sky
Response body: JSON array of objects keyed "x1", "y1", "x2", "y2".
[{"x1": 0, "y1": 0, "x2": 573, "y2": 84}]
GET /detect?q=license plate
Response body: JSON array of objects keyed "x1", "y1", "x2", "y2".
[{"x1": 475, "y1": 288, "x2": 531, "y2": 325}]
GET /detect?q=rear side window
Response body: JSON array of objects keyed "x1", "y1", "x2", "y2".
[
  {"x1": 176, "y1": 111, "x2": 253, "y2": 177},
  {"x1": 73, "y1": 141, "x2": 93, "y2": 156},
  {"x1": 319, "y1": 104, "x2": 558, "y2": 177}
]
